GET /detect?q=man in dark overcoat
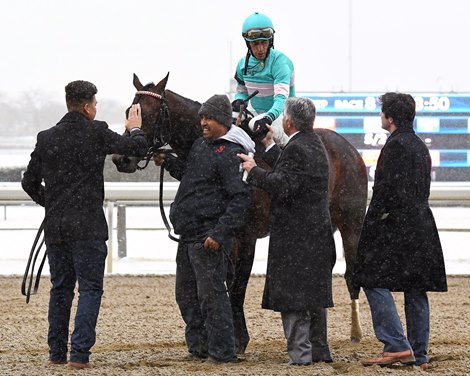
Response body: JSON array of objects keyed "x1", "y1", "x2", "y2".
[
  {"x1": 239, "y1": 97, "x2": 336, "y2": 365},
  {"x1": 353, "y1": 92, "x2": 447, "y2": 371},
  {"x1": 22, "y1": 80, "x2": 147, "y2": 369}
]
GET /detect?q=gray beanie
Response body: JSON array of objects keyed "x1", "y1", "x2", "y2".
[{"x1": 198, "y1": 94, "x2": 232, "y2": 128}]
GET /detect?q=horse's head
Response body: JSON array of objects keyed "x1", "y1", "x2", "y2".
[
  {"x1": 112, "y1": 73, "x2": 203, "y2": 173},
  {"x1": 112, "y1": 73, "x2": 171, "y2": 173}
]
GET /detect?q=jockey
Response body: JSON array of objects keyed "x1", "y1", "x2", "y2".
[{"x1": 232, "y1": 12, "x2": 295, "y2": 146}]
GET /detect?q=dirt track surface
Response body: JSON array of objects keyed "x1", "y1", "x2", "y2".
[{"x1": 1, "y1": 274, "x2": 469, "y2": 375}]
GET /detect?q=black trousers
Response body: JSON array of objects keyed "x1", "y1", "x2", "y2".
[
  {"x1": 175, "y1": 239, "x2": 236, "y2": 361},
  {"x1": 281, "y1": 308, "x2": 333, "y2": 364}
]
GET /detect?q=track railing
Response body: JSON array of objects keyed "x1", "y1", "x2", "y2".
[{"x1": 1, "y1": 182, "x2": 470, "y2": 272}]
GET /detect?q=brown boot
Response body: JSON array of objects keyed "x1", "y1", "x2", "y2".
[
  {"x1": 361, "y1": 349, "x2": 416, "y2": 367},
  {"x1": 68, "y1": 361, "x2": 93, "y2": 369}
]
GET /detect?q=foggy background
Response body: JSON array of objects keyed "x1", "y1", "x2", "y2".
[
  {"x1": 1, "y1": 0, "x2": 469, "y2": 135},
  {"x1": 1, "y1": 1, "x2": 468, "y2": 275}
]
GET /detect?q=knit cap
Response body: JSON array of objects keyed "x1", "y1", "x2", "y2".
[{"x1": 198, "y1": 95, "x2": 232, "y2": 128}]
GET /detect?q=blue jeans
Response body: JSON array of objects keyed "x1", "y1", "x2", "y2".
[
  {"x1": 364, "y1": 288, "x2": 429, "y2": 366},
  {"x1": 46, "y1": 240, "x2": 107, "y2": 364},
  {"x1": 175, "y1": 239, "x2": 236, "y2": 361}
]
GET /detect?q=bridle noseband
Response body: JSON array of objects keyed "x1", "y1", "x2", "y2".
[{"x1": 134, "y1": 90, "x2": 173, "y2": 170}]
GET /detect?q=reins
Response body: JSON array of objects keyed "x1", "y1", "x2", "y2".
[
  {"x1": 129, "y1": 86, "x2": 244, "y2": 292},
  {"x1": 22, "y1": 174, "x2": 91, "y2": 303},
  {"x1": 158, "y1": 162, "x2": 179, "y2": 242},
  {"x1": 134, "y1": 90, "x2": 179, "y2": 243},
  {"x1": 21, "y1": 221, "x2": 46, "y2": 303}
]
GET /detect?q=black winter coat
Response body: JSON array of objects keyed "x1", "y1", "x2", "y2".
[
  {"x1": 353, "y1": 128, "x2": 447, "y2": 292},
  {"x1": 22, "y1": 112, "x2": 147, "y2": 243},
  {"x1": 248, "y1": 131, "x2": 336, "y2": 312},
  {"x1": 167, "y1": 137, "x2": 252, "y2": 246}
]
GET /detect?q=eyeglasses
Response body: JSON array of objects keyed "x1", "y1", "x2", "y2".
[{"x1": 243, "y1": 28, "x2": 274, "y2": 40}]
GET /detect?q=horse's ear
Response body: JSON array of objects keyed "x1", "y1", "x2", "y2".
[
  {"x1": 133, "y1": 73, "x2": 144, "y2": 90},
  {"x1": 155, "y1": 72, "x2": 170, "y2": 92}
]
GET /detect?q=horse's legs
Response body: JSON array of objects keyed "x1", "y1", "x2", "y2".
[
  {"x1": 227, "y1": 227, "x2": 257, "y2": 355},
  {"x1": 336, "y1": 218, "x2": 364, "y2": 343},
  {"x1": 340, "y1": 225, "x2": 363, "y2": 342}
]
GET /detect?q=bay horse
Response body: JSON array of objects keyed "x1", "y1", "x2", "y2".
[{"x1": 112, "y1": 73, "x2": 368, "y2": 353}]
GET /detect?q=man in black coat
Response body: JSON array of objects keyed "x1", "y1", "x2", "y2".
[
  {"x1": 353, "y1": 93, "x2": 447, "y2": 370},
  {"x1": 154, "y1": 94, "x2": 253, "y2": 363},
  {"x1": 239, "y1": 97, "x2": 336, "y2": 365},
  {"x1": 22, "y1": 80, "x2": 147, "y2": 369}
]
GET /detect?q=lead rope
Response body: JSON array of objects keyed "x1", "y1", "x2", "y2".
[
  {"x1": 159, "y1": 165, "x2": 179, "y2": 242},
  {"x1": 21, "y1": 174, "x2": 90, "y2": 303},
  {"x1": 21, "y1": 221, "x2": 46, "y2": 303},
  {"x1": 158, "y1": 159, "x2": 237, "y2": 292}
]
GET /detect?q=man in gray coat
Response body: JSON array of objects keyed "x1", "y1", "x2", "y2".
[
  {"x1": 239, "y1": 97, "x2": 336, "y2": 365},
  {"x1": 353, "y1": 92, "x2": 447, "y2": 371}
]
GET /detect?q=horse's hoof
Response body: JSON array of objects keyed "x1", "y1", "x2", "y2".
[{"x1": 350, "y1": 335, "x2": 362, "y2": 343}]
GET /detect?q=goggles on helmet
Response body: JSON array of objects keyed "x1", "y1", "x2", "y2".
[{"x1": 243, "y1": 27, "x2": 274, "y2": 41}]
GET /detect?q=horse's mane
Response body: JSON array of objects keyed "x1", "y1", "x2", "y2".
[
  {"x1": 142, "y1": 82, "x2": 155, "y2": 90},
  {"x1": 142, "y1": 82, "x2": 201, "y2": 108},
  {"x1": 166, "y1": 90, "x2": 201, "y2": 107}
]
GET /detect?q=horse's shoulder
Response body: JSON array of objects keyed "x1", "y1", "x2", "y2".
[
  {"x1": 91, "y1": 120, "x2": 109, "y2": 130},
  {"x1": 313, "y1": 127, "x2": 334, "y2": 137}
]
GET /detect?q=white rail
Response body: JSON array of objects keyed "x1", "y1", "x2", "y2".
[
  {"x1": 0, "y1": 182, "x2": 180, "y2": 204},
  {"x1": 2, "y1": 182, "x2": 470, "y2": 272},
  {"x1": 1, "y1": 182, "x2": 470, "y2": 205}
]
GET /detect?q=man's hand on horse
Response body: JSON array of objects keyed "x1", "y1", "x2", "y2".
[
  {"x1": 237, "y1": 152, "x2": 257, "y2": 173},
  {"x1": 125, "y1": 103, "x2": 142, "y2": 132},
  {"x1": 204, "y1": 236, "x2": 221, "y2": 251},
  {"x1": 152, "y1": 152, "x2": 167, "y2": 166}
]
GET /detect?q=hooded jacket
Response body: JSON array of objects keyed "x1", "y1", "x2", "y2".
[{"x1": 167, "y1": 137, "x2": 252, "y2": 245}]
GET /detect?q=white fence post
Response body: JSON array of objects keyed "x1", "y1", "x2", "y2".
[
  {"x1": 117, "y1": 204, "x2": 127, "y2": 258},
  {"x1": 106, "y1": 200, "x2": 114, "y2": 273}
]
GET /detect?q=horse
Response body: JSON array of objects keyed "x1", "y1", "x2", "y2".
[{"x1": 112, "y1": 73, "x2": 369, "y2": 353}]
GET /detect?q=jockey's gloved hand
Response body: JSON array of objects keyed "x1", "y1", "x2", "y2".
[
  {"x1": 252, "y1": 116, "x2": 272, "y2": 143},
  {"x1": 231, "y1": 99, "x2": 245, "y2": 113}
]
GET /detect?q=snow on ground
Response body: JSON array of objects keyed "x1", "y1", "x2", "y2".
[{"x1": 1, "y1": 205, "x2": 469, "y2": 276}]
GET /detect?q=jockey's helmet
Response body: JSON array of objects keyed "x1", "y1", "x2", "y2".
[{"x1": 242, "y1": 12, "x2": 275, "y2": 42}]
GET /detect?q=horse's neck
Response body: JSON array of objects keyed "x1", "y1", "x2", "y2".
[
  {"x1": 167, "y1": 90, "x2": 200, "y2": 125},
  {"x1": 166, "y1": 90, "x2": 202, "y2": 158}
]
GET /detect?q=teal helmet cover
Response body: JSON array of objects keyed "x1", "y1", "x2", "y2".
[{"x1": 242, "y1": 12, "x2": 275, "y2": 42}]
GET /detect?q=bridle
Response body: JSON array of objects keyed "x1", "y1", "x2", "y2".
[
  {"x1": 133, "y1": 90, "x2": 179, "y2": 242},
  {"x1": 133, "y1": 90, "x2": 173, "y2": 170}
]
